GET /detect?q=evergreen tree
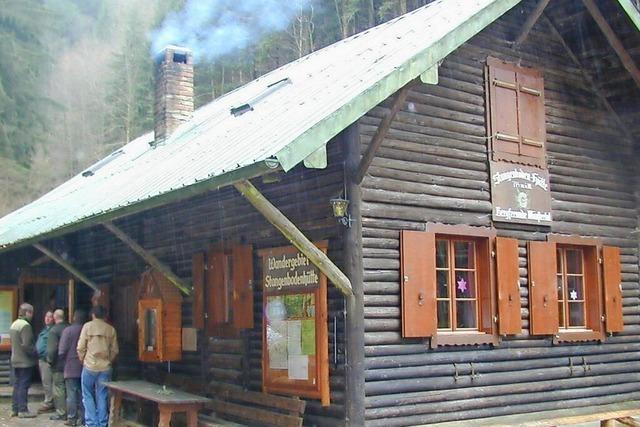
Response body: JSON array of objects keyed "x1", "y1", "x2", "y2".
[
  {"x1": 104, "y1": 8, "x2": 154, "y2": 144},
  {"x1": 0, "y1": 0, "x2": 52, "y2": 164}
]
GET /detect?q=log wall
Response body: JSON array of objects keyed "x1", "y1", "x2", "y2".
[{"x1": 358, "y1": 5, "x2": 640, "y2": 426}]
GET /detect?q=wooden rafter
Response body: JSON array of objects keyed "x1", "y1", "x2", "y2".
[
  {"x1": 29, "y1": 254, "x2": 51, "y2": 266},
  {"x1": 354, "y1": 83, "x2": 413, "y2": 184},
  {"x1": 543, "y1": 14, "x2": 635, "y2": 143},
  {"x1": 32, "y1": 243, "x2": 100, "y2": 292},
  {"x1": 513, "y1": 0, "x2": 551, "y2": 46},
  {"x1": 582, "y1": 0, "x2": 640, "y2": 89},
  {"x1": 102, "y1": 222, "x2": 191, "y2": 295},
  {"x1": 233, "y1": 179, "x2": 353, "y2": 297}
]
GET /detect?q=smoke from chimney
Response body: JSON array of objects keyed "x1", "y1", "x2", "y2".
[{"x1": 150, "y1": 0, "x2": 310, "y2": 62}]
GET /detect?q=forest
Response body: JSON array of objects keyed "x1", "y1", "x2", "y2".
[{"x1": 0, "y1": 0, "x2": 430, "y2": 215}]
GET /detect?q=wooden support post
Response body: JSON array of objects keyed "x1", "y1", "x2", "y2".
[
  {"x1": 543, "y1": 15, "x2": 635, "y2": 143},
  {"x1": 68, "y1": 279, "x2": 75, "y2": 322},
  {"x1": 342, "y1": 124, "x2": 365, "y2": 426},
  {"x1": 32, "y1": 243, "x2": 100, "y2": 292},
  {"x1": 513, "y1": 0, "x2": 551, "y2": 46},
  {"x1": 354, "y1": 82, "x2": 413, "y2": 184},
  {"x1": 102, "y1": 222, "x2": 191, "y2": 295},
  {"x1": 582, "y1": 0, "x2": 640, "y2": 89},
  {"x1": 233, "y1": 180, "x2": 353, "y2": 297}
]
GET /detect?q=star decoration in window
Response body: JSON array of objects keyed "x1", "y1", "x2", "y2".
[
  {"x1": 457, "y1": 277, "x2": 467, "y2": 293},
  {"x1": 570, "y1": 289, "x2": 578, "y2": 301}
]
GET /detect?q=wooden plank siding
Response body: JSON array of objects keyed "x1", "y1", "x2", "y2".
[
  {"x1": 64, "y1": 139, "x2": 348, "y2": 426},
  {"x1": 358, "y1": 5, "x2": 639, "y2": 426}
]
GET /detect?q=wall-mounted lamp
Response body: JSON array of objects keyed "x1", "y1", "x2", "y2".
[{"x1": 330, "y1": 197, "x2": 352, "y2": 227}]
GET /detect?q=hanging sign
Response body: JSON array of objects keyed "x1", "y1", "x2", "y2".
[
  {"x1": 490, "y1": 161, "x2": 552, "y2": 226},
  {"x1": 258, "y1": 242, "x2": 330, "y2": 406}
]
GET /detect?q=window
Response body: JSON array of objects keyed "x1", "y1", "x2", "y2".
[
  {"x1": 486, "y1": 57, "x2": 546, "y2": 168},
  {"x1": 556, "y1": 246, "x2": 587, "y2": 329},
  {"x1": 436, "y1": 238, "x2": 480, "y2": 331},
  {"x1": 401, "y1": 224, "x2": 521, "y2": 346},
  {"x1": 528, "y1": 235, "x2": 624, "y2": 341}
]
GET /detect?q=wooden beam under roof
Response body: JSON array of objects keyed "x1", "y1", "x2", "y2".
[
  {"x1": 32, "y1": 243, "x2": 100, "y2": 292},
  {"x1": 513, "y1": 0, "x2": 552, "y2": 46},
  {"x1": 102, "y1": 221, "x2": 191, "y2": 295},
  {"x1": 233, "y1": 179, "x2": 353, "y2": 297},
  {"x1": 355, "y1": 82, "x2": 414, "y2": 185},
  {"x1": 582, "y1": 0, "x2": 640, "y2": 89}
]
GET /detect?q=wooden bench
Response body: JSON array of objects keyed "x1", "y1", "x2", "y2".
[
  {"x1": 198, "y1": 383, "x2": 306, "y2": 427},
  {"x1": 105, "y1": 380, "x2": 210, "y2": 427}
]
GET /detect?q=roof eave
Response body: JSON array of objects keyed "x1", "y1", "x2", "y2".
[
  {"x1": 617, "y1": 0, "x2": 640, "y2": 32},
  {"x1": 0, "y1": 160, "x2": 275, "y2": 255}
]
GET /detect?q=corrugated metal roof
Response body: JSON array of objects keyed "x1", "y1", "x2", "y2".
[
  {"x1": 617, "y1": 0, "x2": 640, "y2": 31},
  {"x1": 0, "y1": 0, "x2": 520, "y2": 252}
]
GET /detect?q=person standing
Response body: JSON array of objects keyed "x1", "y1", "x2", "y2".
[
  {"x1": 77, "y1": 305, "x2": 118, "y2": 427},
  {"x1": 47, "y1": 309, "x2": 68, "y2": 421},
  {"x1": 59, "y1": 310, "x2": 86, "y2": 426},
  {"x1": 36, "y1": 310, "x2": 54, "y2": 413},
  {"x1": 9, "y1": 303, "x2": 37, "y2": 418}
]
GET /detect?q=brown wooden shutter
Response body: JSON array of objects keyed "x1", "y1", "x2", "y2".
[
  {"x1": 487, "y1": 57, "x2": 546, "y2": 167},
  {"x1": 232, "y1": 244, "x2": 254, "y2": 329},
  {"x1": 527, "y1": 241, "x2": 558, "y2": 335},
  {"x1": 517, "y1": 71, "x2": 545, "y2": 163},
  {"x1": 400, "y1": 230, "x2": 436, "y2": 338},
  {"x1": 603, "y1": 246, "x2": 623, "y2": 333},
  {"x1": 488, "y1": 57, "x2": 519, "y2": 158},
  {"x1": 207, "y1": 251, "x2": 226, "y2": 332},
  {"x1": 192, "y1": 252, "x2": 205, "y2": 329},
  {"x1": 496, "y1": 237, "x2": 521, "y2": 335}
]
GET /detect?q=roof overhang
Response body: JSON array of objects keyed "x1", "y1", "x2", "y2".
[{"x1": 0, "y1": 0, "x2": 524, "y2": 254}]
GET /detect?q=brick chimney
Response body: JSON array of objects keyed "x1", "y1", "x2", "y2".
[{"x1": 154, "y1": 45, "x2": 194, "y2": 144}]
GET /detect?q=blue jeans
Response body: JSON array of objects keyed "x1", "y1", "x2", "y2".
[
  {"x1": 12, "y1": 367, "x2": 32, "y2": 413},
  {"x1": 81, "y1": 367, "x2": 111, "y2": 427},
  {"x1": 65, "y1": 377, "x2": 83, "y2": 421}
]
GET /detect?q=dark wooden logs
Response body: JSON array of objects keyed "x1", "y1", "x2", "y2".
[{"x1": 356, "y1": 5, "x2": 640, "y2": 425}]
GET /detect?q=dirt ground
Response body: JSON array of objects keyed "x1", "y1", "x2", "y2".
[{"x1": 0, "y1": 398, "x2": 68, "y2": 427}]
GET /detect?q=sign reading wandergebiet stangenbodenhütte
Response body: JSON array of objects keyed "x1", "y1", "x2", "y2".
[
  {"x1": 490, "y1": 161, "x2": 552, "y2": 226},
  {"x1": 262, "y1": 246, "x2": 321, "y2": 293}
]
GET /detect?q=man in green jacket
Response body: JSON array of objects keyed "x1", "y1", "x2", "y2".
[
  {"x1": 36, "y1": 310, "x2": 54, "y2": 413},
  {"x1": 10, "y1": 303, "x2": 37, "y2": 418},
  {"x1": 47, "y1": 309, "x2": 68, "y2": 421}
]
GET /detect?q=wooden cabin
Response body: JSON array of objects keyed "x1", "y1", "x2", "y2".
[{"x1": 0, "y1": 0, "x2": 639, "y2": 425}]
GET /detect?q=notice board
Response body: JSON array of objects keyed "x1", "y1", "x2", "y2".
[
  {"x1": 0, "y1": 288, "x2": 16, "y2": 351},
  {"x1": 259, "y1": 242, "x2": 329, "y2": 406}
]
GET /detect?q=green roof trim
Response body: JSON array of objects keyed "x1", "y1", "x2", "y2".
[
  {"x1": 273, "y1": 0, "x2": 521, "y2": 172},
  {"x1": 617, "y1": 0, "x2": 640, "y2": 31},
  {"x1": 0, "y1": 161, "x2": 273, "y2": 254}
]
